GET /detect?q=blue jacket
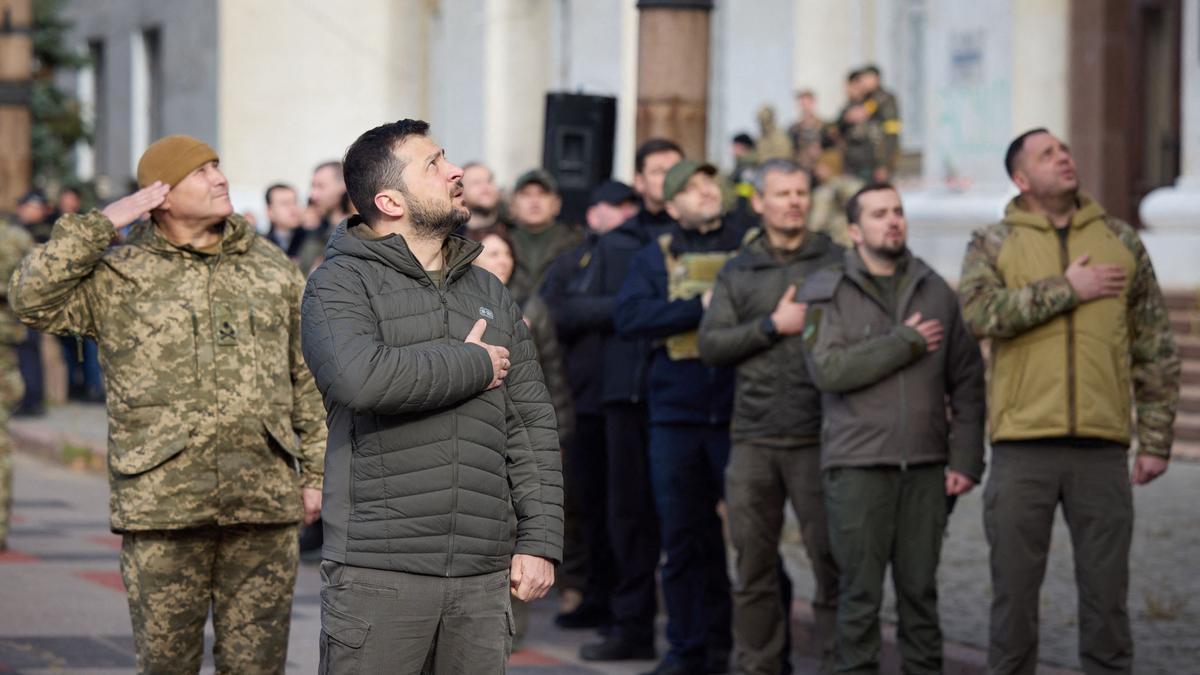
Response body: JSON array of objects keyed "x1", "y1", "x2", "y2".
[{"x1": 613, "y1": 219, "x2": 746, "y2": 425}]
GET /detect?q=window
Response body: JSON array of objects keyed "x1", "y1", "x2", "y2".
[{"x1": 129, "y1": 27, "x2": 162, "y2": 177}]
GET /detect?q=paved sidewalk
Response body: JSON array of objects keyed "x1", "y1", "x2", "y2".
[{"x1": 8, "y1": 404, "x2": 1198, "y2": 673}]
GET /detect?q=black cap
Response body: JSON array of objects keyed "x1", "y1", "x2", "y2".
[
  {"x1": 588, "y1": 180, "x2": 636, "y2": 208},
  {"x1": 732, "y1": 133, "x2": 755, "y2": 148},
  {"x1": 17, "y1": 189, "x2": 47, "y2": 206}
]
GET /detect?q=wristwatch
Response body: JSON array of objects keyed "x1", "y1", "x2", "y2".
[{"x1": 760, "y1": 315, "x2": 780, "y2": 340}]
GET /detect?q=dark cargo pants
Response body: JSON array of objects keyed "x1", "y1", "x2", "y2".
[
  {"x1": 726, "y1": 442, "x2": 838, "y2": 675},
  {"x1": 319, "y1": 561, "x2": 514, "y2": 675},
  {"x1": 985, "y1": 443, "x2": 1133, "y2": 675},
  {"x1": 120, "y1": 523, "x2": 299, "y2": 675},
  {"x1": 824, "y1": 464, "x2": 947, "y2": 675}
]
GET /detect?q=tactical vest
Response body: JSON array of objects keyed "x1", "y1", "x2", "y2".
[{"x1": 658, "y1": 231, "x2": 745, "y2": 360}]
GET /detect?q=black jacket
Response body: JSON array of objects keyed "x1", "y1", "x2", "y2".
[
  {"x1": 301, "y1": 218, "x2": 564, "y2": 576},
  {"x1": 593, "y1": 207, "x2": 675, "y2": 405},
  {"x1": 540, "y1": 231, "x2": 608, "y2": 416},
  {"x1": 698, "y1": 230, "x2": 844, "y2": 445}
]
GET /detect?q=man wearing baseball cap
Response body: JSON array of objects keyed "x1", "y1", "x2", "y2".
[
  {"x1": 614, "y1": 159, "x2": 750, "y2": 675},
  {"x1": 10, "y1": 135, "x2": 327, "y2": 674},
  {"x1": 507, "y1": 168, "x2": 583, "y2": 304}
]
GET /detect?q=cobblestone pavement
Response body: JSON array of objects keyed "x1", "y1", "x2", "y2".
[
  {"x1": 0, "y1": 450, "x2": 824, "y2": 674},
  {"x1": 781, "y1": 455, "x2": 1200, "y2": 675},
  {"x1": 7, "y1": 405, "x2": 1197, "y2": 673}
]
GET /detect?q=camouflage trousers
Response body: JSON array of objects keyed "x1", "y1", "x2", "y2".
[
  {"x1": 0, "y1": 345, "x2": 24, "y2": 550},
  {"x1": 120, "y1": 523, "x2": 299, "y2": 675}
]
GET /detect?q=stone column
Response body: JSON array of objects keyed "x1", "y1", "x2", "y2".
[
  {"x1": 636, "y1": 0, "x2": 713, "y2": 160},
  {"x1": 0, "y1": 0, "x2": 32, "y2": 211},
  {"x1": 1139, "y1": 0, "x2": 1200, "y2": 289}
]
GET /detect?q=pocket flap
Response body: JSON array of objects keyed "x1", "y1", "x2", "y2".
[
  {"x1": 264, "y1": 415, "x2": 302, "y2": 459},
  {"x1": 108, "y1": 406, "x2": 191, "y2": 476},
  {"x1": 322, "y1": 603, "x2": 370, "y2": 648}
]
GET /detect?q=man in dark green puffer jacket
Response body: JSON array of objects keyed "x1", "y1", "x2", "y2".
[{"x1": 301, "y1": 119, "x2": 564, "y2": 674}]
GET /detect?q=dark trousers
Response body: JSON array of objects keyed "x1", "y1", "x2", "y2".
[
  {"x1": 58, "y1": 334, "x2": 103, "y2": 398},
  {"x1": 319, "y1": 561, "x2": 513, "y2": 674},
  {"x1": 648, "y1": 423, "x2": 733, "y2": 670},
  {"x1": 985, "y1": 443, "x2": 1133, "y2": 675},
  {"x1": 567, "y1": 412, "x2": 615, "y2": 605},
  {"x1": 15, "y1": 331, "x2": 42, "y2": 412},
  {"x1": 727, "y1": 443, "x2": 839, "y2": 675},
  {"x1": 824, "y1": 464, "x2": 947, "y2": 675},
  {"x1": 604, "y1": 402, "x2": 661, "y2": 644}
]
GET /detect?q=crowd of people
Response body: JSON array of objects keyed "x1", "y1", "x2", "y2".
[{"x1": 0, "y1": 62, "x2": 1181, "y2": 675}]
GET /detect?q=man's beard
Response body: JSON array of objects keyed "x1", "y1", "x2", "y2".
[
  {"x1": 865, "y1": 240, "x2": 907, "y2": 261},
  {"x1": 406, "y1": 191, "x2": 470, "y2": 239}
]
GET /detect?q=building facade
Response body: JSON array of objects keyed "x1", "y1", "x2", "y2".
[{"x1": 60, "y1": 0, "x2": 1196, "y2": 286}]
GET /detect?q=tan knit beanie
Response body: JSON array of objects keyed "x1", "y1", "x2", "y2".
[{"x1": 135, "y1": 135, "x2": 219, "y2": 188}]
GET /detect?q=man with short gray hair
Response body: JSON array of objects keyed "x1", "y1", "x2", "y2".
[{"x1": 699, "y1": 159, "x2": 842, "y2": 674}]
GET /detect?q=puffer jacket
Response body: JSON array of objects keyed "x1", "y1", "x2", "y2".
[{"x1": 301, "y1": 218, "x2": 564, "y2": 577}]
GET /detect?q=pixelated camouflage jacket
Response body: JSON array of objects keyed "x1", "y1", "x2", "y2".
[
  {"x1": 958, "y1": 194, "x2": 1180, "y2": 458},
  {"x1": 8, "y1": 210, "x2": 327, "y2": 530},
  {"x1": 0, "y1": 223, "x2": 33, "y2": 345}
]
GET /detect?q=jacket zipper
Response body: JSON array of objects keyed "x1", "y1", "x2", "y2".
[
  {"x1": 439, "y1": 288, "x2": 460, "y2": 577},
  {"x1": 1058, "y1": 231, "x2": 1077, "y2": 434},
  {"x1": 892, "y1": 270, "x2": 926, "y2": 471}
]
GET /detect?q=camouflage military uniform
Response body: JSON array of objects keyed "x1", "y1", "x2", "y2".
[
  {"x1": 864, "y1": 88, "x2": 901, "y2": 179},
  {"x1": 9, "y1": 210, "x2": 327, "y2": 674},
  {"x1": 959, "y1": 195, "x2": 1179, "y2": 675},
  {"x1": 0, "y1": 224, "x2": 33, "y2": 550}
]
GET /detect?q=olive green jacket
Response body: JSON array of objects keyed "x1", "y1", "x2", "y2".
[{"x1": 9, "y1": 211, "x2": 327, "y2": 531}]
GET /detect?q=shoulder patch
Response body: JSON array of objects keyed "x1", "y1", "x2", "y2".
[{"x1": 796, "y1": 267, "x2": 842, "y2": 303}]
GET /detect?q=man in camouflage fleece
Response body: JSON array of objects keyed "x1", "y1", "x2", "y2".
[
  {"x1": 0, "y1": 222, "x2": 33, "y2": 550},
  {"x1": 9, "y1": 135, "x2": 327, "y2": 674},
  {"x1": 959, "y1": 128, "x2": 1180, "y2": 675}
]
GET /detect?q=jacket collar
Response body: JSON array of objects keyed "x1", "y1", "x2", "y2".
[
  {"x1": 324, "y1": 215, "x2": 483, "y2": 286},
  {"x1": 1003, "y1": 192, "x2": 1107, "y2": 231},
  {"x1": 739, "y1": 229, "x2": 835, "y2": 270},
  {"x1": 841, "y1": 246, "x2": 932, "y2": 318},
  {"x1": 130, "y1": 213, "x2": 257, "y2": 257}
]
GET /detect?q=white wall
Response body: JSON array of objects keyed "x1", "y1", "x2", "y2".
[
  {"x1": 216, "y1": 0, "x2": 430, "y2": 219},
  {"x1": 710, "y1": 0, "x2": 797, "y2": 169}
]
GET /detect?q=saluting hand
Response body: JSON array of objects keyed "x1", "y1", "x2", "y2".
[
  {"x1": 101, "y1": 181, "x2": 170, "y2": 230},
  {"x1": 465, "y1": 319, "x2": 510, "y2": 389}
]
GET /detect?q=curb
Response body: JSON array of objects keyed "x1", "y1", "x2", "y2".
[{"x1": 789, "y1": 600, "x2": 1083, "y2": 675}]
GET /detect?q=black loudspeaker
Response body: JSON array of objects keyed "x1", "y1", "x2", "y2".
[{"x1": 542, "y1": 92, "x2": 618, "y2": 225}]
